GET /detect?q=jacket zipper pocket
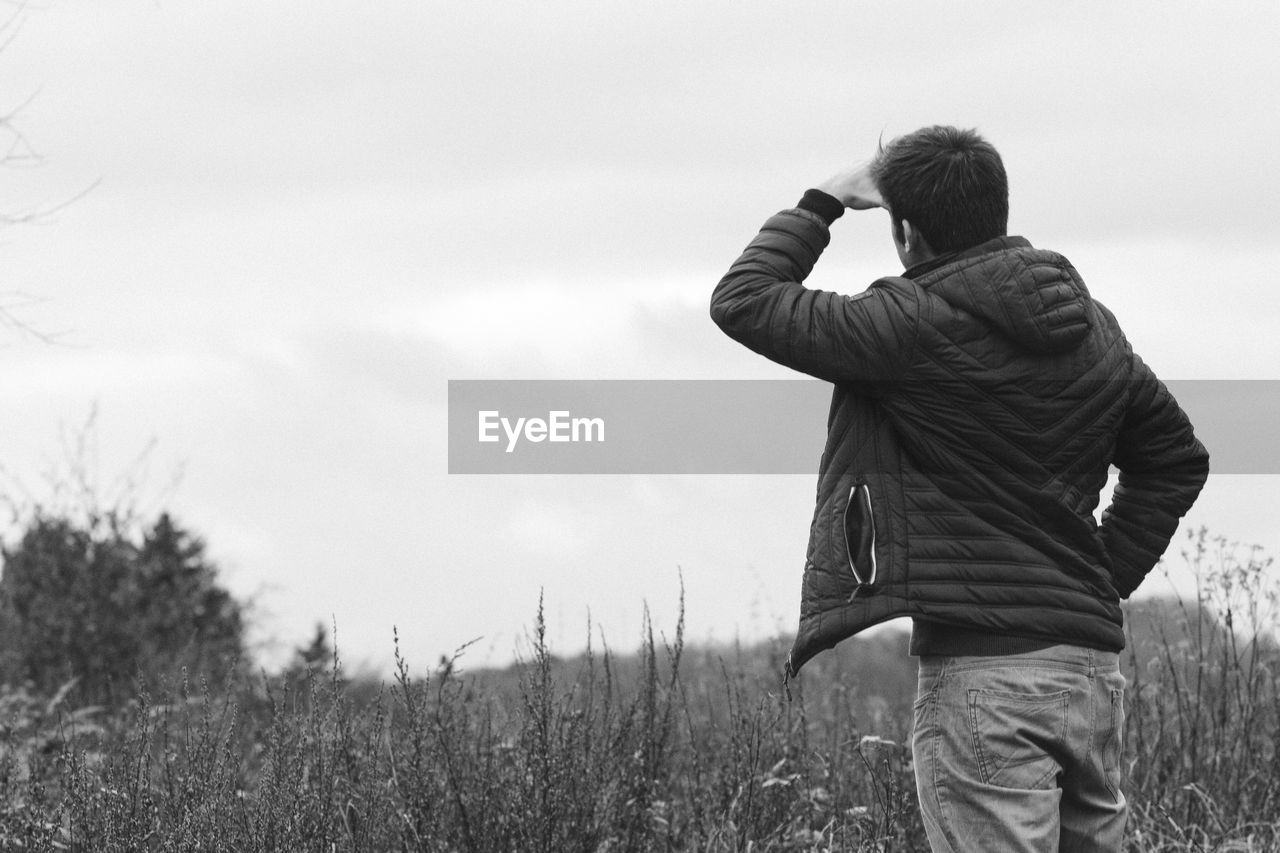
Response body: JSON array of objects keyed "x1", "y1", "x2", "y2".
[{"x1": 843, "y1": 482, "x2": 878, "y2": 592}]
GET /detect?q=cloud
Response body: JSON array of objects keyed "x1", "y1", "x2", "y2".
[
  {"x1": 2, "y1": 0, "x2": 1277, "y2": 673},
  {"x1": 500, "y1": 499, "x2": 601, "y2": 561}
]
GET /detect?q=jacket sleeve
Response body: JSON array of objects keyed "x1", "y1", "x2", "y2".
[
  {"x1": 709, "y1": 208, "x2": 918, "y2": 384},
  {"x1": 1098, "y1": 354, "x2": 1210, "y2": 598}
]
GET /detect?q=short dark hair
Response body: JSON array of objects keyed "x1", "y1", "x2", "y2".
[{"x1": 869, "y1": 126, "x2": 1008, "y2": 254}]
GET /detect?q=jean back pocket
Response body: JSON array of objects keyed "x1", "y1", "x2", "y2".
[{"x1": 966, "y1": 687, "x2": 1069, "y2": 790}]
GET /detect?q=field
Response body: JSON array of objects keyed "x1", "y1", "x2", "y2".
[{"x1": 1, "y1": 528, "x2": 1278, "y2": 852}]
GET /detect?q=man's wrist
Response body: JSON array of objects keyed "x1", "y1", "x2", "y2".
[{"x1": 797, "y1": 188, "x2": 845, "y2": 226}]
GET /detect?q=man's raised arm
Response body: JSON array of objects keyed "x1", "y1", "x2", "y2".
[{"x1": 709, "y1": 166, "x2": 915, "y2": 384}]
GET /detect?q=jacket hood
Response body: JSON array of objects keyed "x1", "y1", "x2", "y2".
[{"x1": 911, "y1": 236, "x2": 1093, "y2": 354}]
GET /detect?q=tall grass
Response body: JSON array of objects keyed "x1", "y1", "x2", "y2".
[
  {"x1": 0, "y1": 530, "x2": 1277, "y2": 851},
  {"x1": 0, "y1": 594, "x2": 923, "y2": 851},
  {"x1": 1123, "y1": 528, "x2": 1280, "y2": 851}
]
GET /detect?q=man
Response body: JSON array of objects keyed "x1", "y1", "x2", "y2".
[{"x1": 709, "y1": 126, "x2": 1208, "y2": 851}]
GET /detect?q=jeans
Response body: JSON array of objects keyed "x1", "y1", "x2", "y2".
[{"x1": 911, "y1": 645, "x2": 1127, "y2": 852}]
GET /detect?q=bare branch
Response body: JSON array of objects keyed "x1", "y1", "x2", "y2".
[
  {"x1": 0, "y1": 3, "x2": 97, "y2": 342},
  {"x1": 0, "y1": 290, "x2": 71, "y2": 344}
]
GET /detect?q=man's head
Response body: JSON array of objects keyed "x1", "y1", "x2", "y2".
[{"x1": 869, "y1": 126, "x2": 1008, "y2": 261}]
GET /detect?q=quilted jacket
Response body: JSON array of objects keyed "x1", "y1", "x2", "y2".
[{"x1": 710, "y1": 207, "x2": 1209, "y2": 676}]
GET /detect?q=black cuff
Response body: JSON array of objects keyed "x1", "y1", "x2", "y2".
[{"x1": 797, "y1": 189, "x2": 845, "y2": 226}]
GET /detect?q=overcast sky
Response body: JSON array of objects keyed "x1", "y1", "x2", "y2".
[{"x1": 1, "y1": 1, "x2": 1277, "y2": 673}]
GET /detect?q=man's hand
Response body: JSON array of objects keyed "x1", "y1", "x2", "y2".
[{"x1": 817, "y1": 162, "x2": 884, "y2": 211}]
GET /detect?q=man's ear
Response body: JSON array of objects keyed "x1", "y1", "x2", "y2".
[
  {"x1": 900, "y1": 219, "x2": 917, "y2": 254},
  {"x1": 901, "y1": 220, "x2": 935, "y2": 258}
]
